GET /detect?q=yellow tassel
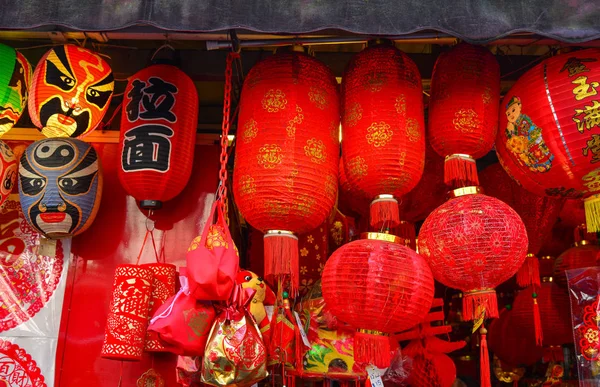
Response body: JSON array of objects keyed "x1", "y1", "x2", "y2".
[{"x1": 584, "y1": 194, "x2": 600, "y2": 233}]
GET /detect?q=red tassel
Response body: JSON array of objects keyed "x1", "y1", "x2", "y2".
[
  {"x1": 264, "y1": 231, "x2": 299, "y2": 297},
  {"x1": 463, "y1": 289, "x2": 498, "y2": 321},
  {"x1": 369, "y1": 195, "x2": 400, "y2": 229},
  {"x1": 533, "y1": 297, "x2": 544, "y2": 346},
  {"x1": 480, "y1": 327, "x2": 491, "y2": 387},
  {"x1": 513, "y1": 381, "x2": 518, "y2": 387},
  {"x1": 354, "y1": 330, "x2": 392, "y2": 368},
  {"x1": 516, "y1": 254, "x2": 541, "y2": 288},
  {"x1": 444, "y1": 154, "x2": 479, "y2": 188},
  {"x1": 396, "y1": 221, "x2": 416, "y2": 249}
]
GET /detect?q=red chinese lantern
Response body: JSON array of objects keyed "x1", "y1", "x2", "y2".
[
  {"x1": 341, "y1": 41, "x2": 425, "y2": 229},
  {"x1": 480, "y1": 163, "x2": 564, "y2": 287},
  {"x1": 338, "y1": 157, "x2": 369, "y2": 218},
  {"x1": 494, "y1": 49, "x2": 600, "y2": 233},
  {"x1": 233, "y1": 49, "x2": 339, "y2": 295},
  {"x1": 118, "y1": 64, "x2": 198, "y2": 209},
  {"x1": 143, "y1": 263, "x2": 177, "y2": 352},
  {"x1": 321, "y1": 233, "x2": 435, "y2": 368},
  {"x1": 559, "y1": 199, "x2": 586, "y2": 228},
  {"x1": 488, "y1": 308, "x2": 543, "y2": 367},
  {"x1": 428, "y1": 43, "x2": 500, "y2": 187},
  {"x1": 553, "y1": 237, "x2": 600, "y2": 288}
]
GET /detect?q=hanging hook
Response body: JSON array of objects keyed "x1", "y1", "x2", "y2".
[
  {"x1": 151, "y1": 35, "x2": 176, "y2": 61},
  {"x1": 145, "y1": 209, "x2": 155, "y2": 232},
  {"x1": 230, "y1": 29, "x2": 242, "y2": 54}
]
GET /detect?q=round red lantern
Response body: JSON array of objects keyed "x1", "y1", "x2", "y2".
[
  {"x1": 553, "y1": 239, "x2": 600, "y2": 288},
  {"x1": 341, "y1": 41, "x2": 425, "y2": 229},
  {"x1": 321, "y1": 233, "x2": 434, "y2": 368},
  {"x1": 418, "y1": 190, "x2": 528, "y2": 321},
  {"x1": 118, "y1": 64, "x2": 198, "y2": 209},
  {"x1": 28, "y1": 44, "x2": 114, "y2": 138},
  {"x1": 428, "y1": 43, "x2": 500, "y2": 187},
  {"x1": 233, "y1": 49, "x2": 339, "y2": 294},
  {"x1": 494, "y1": 49, "x2": 600, "y2": 233},
  {"x1": 488, "y1": 308, "x2": 543, "y2": 367}
]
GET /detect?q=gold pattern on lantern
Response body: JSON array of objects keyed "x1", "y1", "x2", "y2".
[
  {"x1": 206, "y1": 225, "x2": 229, "y2": 250},
  {"x1": 286, "y1": 105, "x2": 304, "y2": 138},
  {"x1": 366, "y1": 122, "x2": 394, "y2": 147},
  {"x1": 257, "y1": 144, "x2": 283, "y2": 168},
  {"x1": 242, "y1": 119, "x2": 259, "y2": 143},
  {"x1": 399, "y1": 151, "x2": 407, "y2": 167},
  {"x1": 330, "y1": 221, "x2": 344, "y2": 246},
  {"x1": 395, "y1": 95, "x2": 407, "y2": 115},
  {"x1": 325, "y1": 174, "x2": 337, "y2": 198},
  {"x1": 379, "y1": 174, "x2": 410, "y2": 193},
  {"x1": 266, "y1": 200, "x2": 290, "y2": 217},
  {"x1": 304, "y1": 138, "x2": 327, "y2": 164},
  {"x1": 582, "y1": 168, "x2": 600, "y2": 193},
  {"x1": 188, "y1": 235, "x2": 202, "y2": 252},
  {"x1": 309, "y1": 87, "x2": 329, "y2": 110},
  {"x1": 453, "y1": 109, "x2": 480, "y2": 134},
  {"x1": 239, "y1": 175, "x2": 257, "y2": 196},
  {"x1": 347, "y1": 156, "x2": 368, "y2": 180},
  {"x1": 482, "y1": 87, "x2": 492, "y2": 105},
  {"x1": 285, "y1": 164, "x2": 299, "y2": 192},
  {"x1": 364, "y1": 71, "x2": 386, "y2": 92},
  {"x1": 261, "y1": 89, "x2": 287, "y2": 112},
  {"x1": 292, "y1": 194, "x2": 315, "y2": 217},
  {"x1": 345, "y1": 102, "x2": 363, "y2": 127},
  {"x1": 329, "y1": 121, "x2": 339, "y2": 143},
  {"x1": 405, "y1": 118, "x2": 421, "y2": 142}
]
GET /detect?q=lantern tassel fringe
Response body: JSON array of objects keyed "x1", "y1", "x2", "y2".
[
  {"x1": 463, "y1": 290, "x2": 498, "y2": 321},
  {"x1": 370, "y1": 197, "x2": 400, "y2": 229},
  {"x1": 516, "y1": 255, "x2": 541, "y2": 288},
  {"x1": 444, "y1": 154, "x2": 479, "y2": 188},
  {"x1": 354, "y1": 331, "x2": 392, "y2": 369},
  {"x1": 533, "y1": 298, "x2": 544, "y2": 346},
  {"x1": 480, "y1": 328, "x2": 491, "y2": 387},
  {"x1": 264, "y1": 233, "x2": 299, "y2": 297},
  {"x1": 397, "y1": 221, "x2": 416, "y2": 247},
  {"x1": 584, "y1": 195, "x2": 600, "y2": 233}
]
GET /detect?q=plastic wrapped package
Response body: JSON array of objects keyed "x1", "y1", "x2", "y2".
[{"x1": 566, "y1": 266, "x2": 600, "y2": 386}]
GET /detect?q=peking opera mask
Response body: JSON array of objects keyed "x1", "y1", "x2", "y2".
[
  {"x1": 0, "y1": 44, "x2": 32, "y2": 137},
  {"x1": 18, "y1": 138, "x2": 103, "y2": 239},
  {"x1": 28, "y1": 44, "x2": 114, "y2": 138},
  {"x1": 0, "y1": 141, "x2": 17, "y2": 207}
]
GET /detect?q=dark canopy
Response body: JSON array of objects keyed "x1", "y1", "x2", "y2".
[{"x1": 2, "y1": 0, "x2": 600, "y2": 43}]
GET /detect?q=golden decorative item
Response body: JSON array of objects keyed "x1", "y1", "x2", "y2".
[
  {"x1": 347, "y1": 156, "x2": 368, "y2": 180},
  {"x1": 238, "y1": 175, "x2": 257, "y2": 196},
  {"x1": 345, "y1": 102, "x2": 363, "y2": 127},
  {"x1": 137, "y1": 368, "x2": 165, "y2": 387},
  {"x1": 304, "y1": 138, "x2": 327, "y2": 164},
  {"x1": 205, "y1": 225, "x2": 229, "y2": 251},
  {"x1": 395, "y1": 94, "x2": 407, "y2": 115},
  {"x1": 286, "y1": 105, "x2": 304, "y2": 138},
  {"x1": 257, "y1": 144, "x2": 283, "y2": 168},
  {"x1": 309, "y1": 86, "x2": 329, "y2": 110},
  {"x1": 405, "y1": 118, "x2": 421, "y2": 142},
  {"x1": 453, "y1": 108, "x2": 480, "y2": 134},
  {"x1": 360, "y1": 231, "x2": 401, "y2": 244},
  {"x1": 492, "y1": 355, "x2": 525, "y2": 384},
  {"x1": 366, "y1": 121, "x2": 394, "y2": 147},
  {"x1": 261, "y1": 89, "x2": 287, "y2": 112},
  {"x1": 292, "y1": 194, "x2": 316, "y2": 217},
  {"x1": 242, "y1": 119, "x2": 259, "y2": 143}
]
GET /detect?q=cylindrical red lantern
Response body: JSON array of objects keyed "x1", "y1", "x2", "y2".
[
  {"x1": 494, "y1": 49, "x2": 600, "y2": 233},
  {"x1": 118, "y1": 64, "x2": 198, "y2": 210},
  {"x1": 488, "y1": 308, "x2": 543, "y2": 367},
  {"x1": 321, "y1": 233, "x2": 434, "y2": 368},
  {"x1": 428, "y1": 43, "x2": 500, "y2": 187},
  {"x1": 102, "y1": 264, "x2": 153, "y2": 361},
  {"x1": 553, "y1": 240, "x2": 600, "y2": 288},
  {"x1": 143, "y1": 263, "x2": 177, "y2": 352},
  {"x1": 233, "y1": 49, "x2": 339, "y2": 294},
  {"x1": 341, "y1": 41, "x2": 425, "y2": 229},
  {"x1": 338, "y1": 157, "x2": 369, "y2": 218},
  {"x1": 418, "y1": 190, "x2": 528, "y2": 321}
]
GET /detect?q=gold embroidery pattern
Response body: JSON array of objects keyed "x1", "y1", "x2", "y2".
[
  {"x1": 453, "y1": 108, "x2": 480, "y2": 134},
  {"x1": 482, "y1": 87, "x2": 492, "y2": 105},
  {"x1": 286, "y1": 105, "x2": 304, "y2": 138},
  {"x1": 330, "y1": 121, "x2": 339, "y2": 143},
  {"x1": 405, "y1": 118, "x2": 421, "y2": 142},
  {"x1": 293, "y1": 194, "x2": 315, "y2": 217},
  {"x1": 583, "y1": 168, "x2": 600, "y2": 193},
  {"x1": 325, "y1": 174, "x2": 337, "y2": 198},
  {"x1": 399, "y1": 151, "x2": 407, "y2": 167},
  {"x1": 304, "y1": 138, "x2": 327, "y2": 164},
  {"x1": 188, "y1": 235, "x2": 202, "y2": 252},
  {"x1": 347, "y1": 156, "x2": 368, "y2": 180},
  {"x1": 309, "y1": 87, "x2": 329, "y2": 110},
  {"x1": 345, "y1": 102, "x2": 363, "y2": 127},
  {"x1": 239, "y1": 175, "x2": 257, "y2": 196},
  {"x1": 364, "y1": 71, "x2": 386, "y2": 92},
  {"x1": 261, "y1": 89, "x2": 287, "y2": 112},
  {"x1": 366, "y1": 121, "x2": 394, "y2": 147},
  {"x1": 395, "y1": 95, "x2": 406, "y2": 115},
  {"x1": 379, "y1": 175, "x2": 410, "y2": 193},
  {"x1": 330, "y1": 221, "x2": 344, "y2": 246},
  {"x1": 285, "y1": 164, "x2": 299, "y2": 192},
  {"x1": 206, "y1": 225, "x2": 229, "y2": 250},
  {"x1": 266, "y1": 201, "x2": 290, "y2": 217},
  {"x1": 257, "y1": 144, "x2": 283, "y2": 168},
  {"x1": 242, "y1": 119, "x2": 258, "y2": 143}
]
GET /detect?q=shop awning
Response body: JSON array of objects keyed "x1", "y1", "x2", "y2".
[{"x1": 2, "y1": 0, "x2": 600, "y2": 44}]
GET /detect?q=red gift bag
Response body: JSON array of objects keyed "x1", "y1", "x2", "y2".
[
  {"x1": 148, "y1": 269, "x2": 216, "y2": 356},
  {"x1": 187, "y1": 201, "x2": 239, "y2": 301}
]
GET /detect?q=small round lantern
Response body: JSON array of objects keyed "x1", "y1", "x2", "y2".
[
  {"x1": 0, "y1": 141, "x2": 17, "y2": 207},
  {"x1": 341, "y1": 41, "x2": 425, "y2": 229},
  {"x1": 18, "y1": 138, "x2": 103, "y2": 239},
  {"x1": 553, "y1": 236, "x2": 600, "y2": 288},
  {"x1": 321, "y1": 233, "x2": 435, "y2": 368},
  {"x1": 28, "y1": 44, "x2": 114, "y2": 138},
  {"x1": 233, "y1": 48, "x2": 339, "y2": 294},
  {"x1": 428, "y1": 43, "x2": 500, "y2": 187},
  {"x1": 118, "y1": 64, "x2": 198, "y2": 209},
  {"x1": 0, "y1": 44, "x2": 32, "y2": 137},
  {"x1": 488, "y1": 307, "x2": 543, "y2": 367}
]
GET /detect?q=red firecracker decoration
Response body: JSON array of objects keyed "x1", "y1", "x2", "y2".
[
  {"x1": 143, "y1": 263, "x2": 177, "y2": 352},
  {"x1": 118, "y1": 64, "x2": 198, "y2": 210},
  {"x1": 494, "y1": 49, "x2": 600, "y2": 233},
  {"x1": 233, "y1": 49, "x2": 339, "y2": 295},
  {"x1": 553, "y1": 236, "x2": 600, "y2": 288},
  {"x1": 480, "y1": 163, "x2": 564, "y2": 288},
  {"x1": 102, "y1": 264, "x2": 153, "y2": 361},
  {"x1": 429, "y1": 43, "x2": 500, "y2": 188},
  {"x1": 341, "y1": 40, "x2": 425, "y2": 229},
  {"x1": 321, "y1": 233, "x2": 434, "y2": 368}
]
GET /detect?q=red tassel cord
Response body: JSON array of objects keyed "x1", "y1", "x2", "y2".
[
  {"x1": 444, "y1": 154, "x2": 479, "y2": 188},
  {"x1": 370, "y1": 195, "x2": 400, "y2": 230},
  {"x1": 354, "y1": 330, "x2": 392, "y2": 368},
  {"x1": 264, "y1": 231, "x2": 299, "y2": 297},
  {"x1": 480, "y1": 326, "x2": 492, "y2": 387},
  {"x1": 396, "y1": 220, "x2": 416, "y2": 249},
  {"x1": 463, "y1": 289, "x2": 499, "y2": 321},
  {"x1": 532, "y1": 290, "x2": 544, "y2": 346},
  {"x1": 516, "y1": 254, "x2": 541, "y2": 288}
]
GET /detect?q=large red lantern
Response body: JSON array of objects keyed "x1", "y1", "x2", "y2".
[
  {"x1": 341, "y1": 41, "x2": 425, "y2": 229},
  {"x1": 428, "y1": 43, "x2": 500, "y2": 187},
  {"x1": 118, "y1": 64, "x2": 198, "y2": 209},
  {"x1": 553, "y1": 237, "x2": 600, "y2": 288},
  {"x1": 233, "y1": 49, "x2": 339, "y2": 294},
  {"x1": 321, "y1": 233, "x2": 434, "y2": 368},
  {"x1": 494, "y1": 49, "x2": 600, "y2": 232},
  {"x1": 488, "y1": 308, "x2": 543, "y2": 367}
]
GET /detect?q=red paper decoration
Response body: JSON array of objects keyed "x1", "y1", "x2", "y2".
[
  {"x1": 341, "y1": 41, "x2": 425, "y2": 229},
  {"x1": 553, "y1": 241, "x2": 600, "y2": 288},
  {"x1": 143, "y1": 263, "x2": 177, "y2": 352},
  {"x1": 233, "y1": 50, "x2": 340, "y2": 294},
  {"x1": 102, "y1": 264, "x2": 153, "y2": 361},
  {"x1": 488, "y1": 308, "x2": 543, "y2": 367},
  {"x1": 321, "y1": 233, "x2": 434, "y2": 368},
  {"x1": 0, "y1": 339, "x2": 45, "y2": 387},
  {"x1": 418, "y1": 191, "x2": 528, "y2": 321},
  {"x1": 428, "y1": 43, "x2": 500, "y2": 187},
  {"x1": 118, "y1": 64, "x2": 198, "y2": 209},
  {"x1": 494, "y1": 49, "x2": 600, "y2": 232}
]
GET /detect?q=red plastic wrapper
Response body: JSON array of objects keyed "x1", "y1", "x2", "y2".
[
  {"x1": 176, "y1": 356, "x2": 203, "y2": 387},
  {"x1": 566, "y1": 266, "x2": 600, "y2": 386}
]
